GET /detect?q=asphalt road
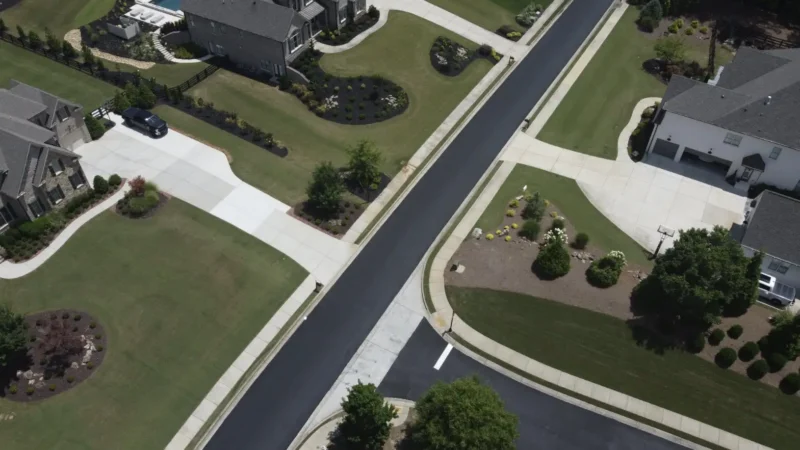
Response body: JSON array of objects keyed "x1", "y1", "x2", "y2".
[
  {"x1": 205, "y1": 1, "x2": 618, "y2": 449},
  {"x1": 379, "y1": 323, "x2": 688, "y2": 450}
]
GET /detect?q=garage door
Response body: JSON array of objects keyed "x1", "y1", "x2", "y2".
[{"x1": 651, "y1": 139, "x2": 678, "y2": 159}]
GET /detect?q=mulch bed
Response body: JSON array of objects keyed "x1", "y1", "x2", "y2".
[
  {"x1": 429, "y1": 36, "x2": 501, "y2": 77},
  {"x1": 292, "y1": 198, "x2": 367, "y2": 237},
  {"x1": 344, "y1": 171, "x2": 391, "y2": 203},
  {"x1": 289, "y1": 49, "x2": 409, "y2": 125},
  {"x1": 1, "y1": 309, "x2": 107, "y2": 402},
  {"x1": 79, "y1": 0, "x2": 162, "y2": 62},
  {"x1": 495, "y1": 25, "x2": 523, "y2": 42},
  {"x1": 316, "y1": 11, "x2": 381, "y2": 46},
  {"x1": 115, "y1": 191, "x2": 169, "y2": 219}
]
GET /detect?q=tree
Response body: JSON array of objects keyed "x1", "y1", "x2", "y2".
[
  {"x1": 0, "y1": 304, "x2": 27, "y2": 367},
  {"x1": 81, "y1": 43, "x2": 95, "y2": 66},
  {"x1": 137, "y1": 83, "x2": 157, "y2": 109},
  {"x1": 39, "y1": 318, "x2": 81, "y2": 373},
  {"x1": 84, "y1": 113, "x2": 105, "y2": 140},
  {"x1": 62, "y1": 40, "x2": 78, "y2": 59},
  {"x1": 336, "y1": 382, "x2": 397, "y2": 450},
  {"x1": 413, "y1": 376, "x2": 518, "y2": 450},
  {"x1": 16, "y1": 25, "x2": 26, "y2": 41},
  {"x1": 44, "y1": 27, "x2": 60, "y2": 54},
  {"x1": 306, "y1": 162, "x2": 344, "y2": 217},
  {"x1": 762, "y1": 312, "x2": 800, "y2": 360},
  {"x1": 124, "y1": 82, "x2": 140, "y2": 108},
  {"x1": 638, "y1": 0, "x2": 664, "y2": 31},
  {"x1": 631, "y1": 227, "x2": 761, "y2": 332},
  {"x1": 521, "y1": 192, "x2": 545, "y2": 221},
  {"x1": 654, "y1": 35, "x2": 688, "y2": 65},
  {"x1": 27, "y1": 30, "x2": 42, "y2": 49},
  {"x1": 346, "y1": 140, "x2": 382, "y2": 192},
  {"x1": 111, "y1": 90, "x2": 131, "y2": 113},
  {"x1": 533, "y1": 240, "x2": 571, "y2": 280},
  {"x1": 0, "y1": 18, "x2": 7, "y2": 36}
]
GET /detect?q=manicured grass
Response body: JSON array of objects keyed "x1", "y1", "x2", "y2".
[
  {"x1": 449, "y1": 286, "x2": 800, "y2": 450},
  {"x1": 0, "y1": 200, "x2": 307, "y2": 450},
  {"x1": 538, "y1": 8, "x2": 733, "y2": 159},
  {"x1": 0, "y1": 42, "x2": 116, "y2": 109},
  {"x1": 426, "y1": 0, "x2": 548, "y2": 33},
  {"x1": 188, "y1": 12, "x2": 491, "y2": 205},
  {"x1": 116, "y1": 60, "x2": 211, "y2": 88},
  {"x1": 1, "y1": 0, "x2": 115, "y2": 37},
  {"x1": 474, "y1": 165, "x2": 651, "y2": 267}
]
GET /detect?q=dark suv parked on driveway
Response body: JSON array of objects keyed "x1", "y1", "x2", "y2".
[{"x1": 121, "y1": 107, "x2": 168, "y2": 138}]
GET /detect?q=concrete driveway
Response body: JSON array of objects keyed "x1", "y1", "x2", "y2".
[{"x1": 76, "y1": 114, "x2": 355, "y2": 283}]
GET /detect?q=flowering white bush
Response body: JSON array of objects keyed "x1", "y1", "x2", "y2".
[
  {"x1": 382, "y1": 95, "x2": 398, "y2": 109},
  {"x1": 543, "y1": 228, "x2": 568, "y2": 244},
  {"x1": 435, "y1": 53, "x2": 448, "y2": 65},
  {"x1": 455, "y1": 47, "x2": 469, "y2": 61},
  {"x1": 608, "y1": 250, "x2": 627, "y2": 266},
  {"x1": 323, "y1": 95, "x2": 339, "y2": 109}
]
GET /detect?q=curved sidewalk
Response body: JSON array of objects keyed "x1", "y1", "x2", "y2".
[
  {"x1": 425, "y1": 160, "x2": 769, "y2": 450},
  {"x1": 314, "y1": 8, "x2": 390, "y2": 54}
]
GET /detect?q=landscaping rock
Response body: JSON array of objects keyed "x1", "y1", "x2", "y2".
[{"x1": 472, "y1": 228, "x2": 483, "y2": 239}]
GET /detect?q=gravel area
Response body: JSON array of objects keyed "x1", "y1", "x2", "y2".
[{"x1": 64, "y1": 29, "x2": 155, "y2": 70}]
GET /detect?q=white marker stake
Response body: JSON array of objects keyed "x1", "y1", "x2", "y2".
[{"x1": 433, "y1": 344, "x2": 454, "y2": 371}]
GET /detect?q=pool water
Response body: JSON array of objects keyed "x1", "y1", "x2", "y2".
[{"x1": 153, "y1": 0, "x2": 182, "y2": 11}]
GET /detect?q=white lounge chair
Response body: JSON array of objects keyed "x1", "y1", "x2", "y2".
[
  {"x1": 140, "y1": 11, "x2": 154, "y2": 19},
  {"x1": 149, "y1": 14, "x2": 163, "y2": 24}
]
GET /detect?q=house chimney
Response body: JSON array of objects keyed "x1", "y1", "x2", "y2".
[{"x1": 765, "y1": 95, "x2": 772, "y2": 105}]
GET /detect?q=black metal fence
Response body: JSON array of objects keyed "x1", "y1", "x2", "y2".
[{"x1": 174, "y1": 65, "x2": 219, "y2": 93}]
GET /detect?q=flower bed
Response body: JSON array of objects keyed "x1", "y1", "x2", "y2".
[
  {"x1": 516, "y1": 2, "x2": 544, "y2": 28},
  {"x1": 0, "y1": 175, "x2": 123, "y2": 263},
  {"x1": 496, "y1": 25, "x2": 523, "y2": 42},
  {"x1": 79, "y1": 0, "x2": 163, "y2": 63},
  {"x1": 316, "y1": 7, "x2": 381, "y2": 46},
  {"x1": 289, "y1": 49, "x2": 409, "y2": 125},
  {"x1": 293, "y1": 198, "x2": 366, "y2": 237},
  {"x1": 429, "y1": 37, "x2": 501, "y2": 77},
  {"x1": 116, "y1": 176, "x2": 167, "y2": 219},
  {"x1": 628, "y1": 101, "x2": 658, "y2": 162},
  {"x1": 2, "y1": 309, "x2": 107, "y2": 402},
  {"x1": 170, "y1": 93, "x2": 290, "y2": 157}
]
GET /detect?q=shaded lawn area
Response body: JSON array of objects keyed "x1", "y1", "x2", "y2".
[
  {"x1": 116, "y1": 60, "x2": 211, "y2": 88},
  {"x1": 1, "y1": 0, "x2": 114, "y2": 37},
  {"x1": 537, "y1": 7, "x2": 732, "y2": 159},
  {"x1": 473, "y1": 165, "x2": 651, "y2": 267},
  {"x1": 0, "y1": 200, "x2": 307, "y2": 450},
  {"x1": 0, "y1": 42, "x2": 116, "y2": 109},
  {"x1": 448, "y1": 286, "x2": 800, "y2": 450},
  {"x1": 188, "y1": 12, "x2": 491, "y2": 205},
  {"x1": 426, "y1": 0, "x2": 549, "y2": 33}
]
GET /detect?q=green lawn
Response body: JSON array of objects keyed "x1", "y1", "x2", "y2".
[
  {"x1": 426, "y1": 0, "x2": 546, "y2": 33},
  {"x1": 117, "y1": 60, "x2": 210, "y2": 89},
  {"x1": 538, "y1": 8, "x2": 733, "y2": 159},
  {"x1": 474, "y1": 165, "x2": 651, "y2": 267},
  {"x1": 1, "y1": 0, "x2": 114, "y2": 37},
  {"x1": 187, "y1": 12, "x2": 491, "y2": 205},
  {"x1": 0, "y1": 200, "x2": 307, "y2": 450},
  {"x1": 0, "y1": 42, "x2": 117, "y2": 109},
  {"x1": 449, "y1": 286, "x2": 800, "y2": 450}
]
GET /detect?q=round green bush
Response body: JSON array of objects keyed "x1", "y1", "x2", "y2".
[
  {"x1": 779, "y1": 373, "x2": 800, "y2": 395},
  {"x1": 715, "y1": 348, "x2": 737, "y2": 368},
  {"x1": 108, "y1": 174, "x2": 122, "y2": 187},
  {"x1": 738, "y1": 341, "x2": 759, "y2": 362},
  {"x1": 747, "y1": 360, "x2": 769, "y2": 380},
  {"x1": 727, "y1": 324, "x2": 743, "y2": 339},
  {"x1": 533, "y1": 242, "x2": 570, "y2": 280},
  {"x1": 585, "y1": 256, "x2": 622, "y2": 288},
  {"x1": 519, "y1": 220, "x2": 540, "y2": 241},
  {"x1": 573, "y1": 232, "x2": 589, "y2": 249},
  {"x1": 550, "y1": 218, "x2": 565, "y2": 230},
  {"x1": 686, "y1": 334, "x2": 705, "y2": 354},
  {"x1": 93, "y1": 175, "x2": 109, "y2": 195},
  {"x1": 708, "y1": 328, "x2": 725, "y2": 346},
  {"x1": 767, "y1": 353, "x2": 789, "y2": 372}
]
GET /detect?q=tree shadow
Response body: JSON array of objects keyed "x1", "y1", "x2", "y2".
[{"x1": 0, "y1": 350, "x2": 34, "y2": 397}]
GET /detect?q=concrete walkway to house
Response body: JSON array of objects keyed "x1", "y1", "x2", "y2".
[{"x1": 76, "y1": 114, "x2": 356, "y2": 284}]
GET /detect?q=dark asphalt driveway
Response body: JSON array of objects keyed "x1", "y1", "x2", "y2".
[
  {"x1": 379, "y1": 323, "x2": 688, "y2": 450},
  {"x1": 204, "y1": 1, "x2": 619, "y2": 449}
]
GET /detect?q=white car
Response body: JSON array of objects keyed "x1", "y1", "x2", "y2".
[{"x1": 758, "y1": 273, "x2": 796, "y2": 307}]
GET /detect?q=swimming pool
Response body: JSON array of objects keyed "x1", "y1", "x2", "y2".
[{"x1": 152, "y1": 0, "x2": 182, "y2": 11}]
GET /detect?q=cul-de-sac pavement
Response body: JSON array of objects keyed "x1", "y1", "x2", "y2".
[{"x1": 1, "y1": 0, "x2": 799, "y2": 449}]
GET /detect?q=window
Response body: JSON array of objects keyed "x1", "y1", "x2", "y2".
[
  {"x1": 47, "y1": 186, "x2": 65, "y2": 205},
  {"x1": 723, "y1": 133, "x2": 742, "y2": 146},
  {"x1": 69, "y1": 171, "x2": 85, "y2": 189},
  {"x1": 210, "y1": 21, "x2": 217, "y2": 35},
  {"x1": 288, "y1": 32, "x2": 301, "y2": 53},
  {"x1": 356, "y1": 0, "x2": 365, "y2": 13},
  {"x1": 215, "y1": 44, "x2": 226, "y2": 56},
  {"x1": 0, "y1": 205, "x2": 16, "y2": 229},
  {"x1": 189, "y1": 15, "x2": 194, "y2": 27},
  {"x1": 28, "y1": 199, "x2": 44, "y2": 218},
  {"x1": 770, "y1": 147, "x2": 782, "y2": 160},
  {"x1": 768, "y1": 259, "x2": 790, "y2": 274},
  {"x1": 339, "y1": 7, "x2": 347, "y2": 23},
  {"x1": 48, "y1": 159, "x2": 65, "y2": 176}
]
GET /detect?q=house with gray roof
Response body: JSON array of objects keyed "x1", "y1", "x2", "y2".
[
  {"x1": 646, "y1": 47, "x2": 800, "y2": 192},
  {"x1": 739, "y1": 190, "x2": 800, "y2": 290},
  {"x1": 0, "y1": 81, "x2": 92, "y2": 232},
  {"x1": 182, "y1": 0, "x2": 367, "y2": 78}
]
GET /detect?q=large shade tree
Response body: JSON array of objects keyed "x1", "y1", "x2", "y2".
[
  {"x1": 412, "y1": 376, "x2": 518, "y2": 450},
  {"x1": 631, "y1": 227, "x2": 761, "y2": 332},
  {"x1": 336, "y1": 381, "x2": 397, "y2": 450},
  {"x1": 0, "y1": 304, "x2": 27, "y2": 367}
]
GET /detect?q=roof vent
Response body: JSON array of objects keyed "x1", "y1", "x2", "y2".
[
  {"x1": 721, "y1": 94, "x2": 725, "y2": 98},
  {"x1": 765, "y1": 95, "x2": 772, "y2": 105}
]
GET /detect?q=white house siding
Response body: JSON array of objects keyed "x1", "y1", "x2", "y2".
[
  {"x1": 742, "y1": 246, "x2": 800, "y2": 290},
  {"x1": 649, "y1": 111, "x2": 800, "y2": 190}
]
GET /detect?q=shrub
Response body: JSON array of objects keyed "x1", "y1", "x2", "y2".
[
  {"x1": 675, "y1": 18, "x2": 684, "y2": 28},
  {"x1": 747, "y1": 360, "x2": 768, "y2": 380},
  {"x1": 509, "y1": 199, "x2": 518, "y2": 208},
  {"x1": 519, "y1": 220, "x2": 539, "y2": 240},
  {"x1": 48, "y1": 384, "x2": 56, "y2": 391},
  {"x1": 506, "y1": 209, "x2": 515, "y2": 217},
  {"x1": 550, "y1": 218, "x2": 565, "y2": 230},
  {"x1": 93, "y1": 175, "x2": 109, "y2": 194},
  {"x1": 533, "y1": 242, "x2": 570, "y2": 279},
  {"x1": 685, "y1": 28, "x2": 694, "y2": 36},
  {"x1": 714, "y1": 348, "x2": 736, "y2": 368},
  {"x1": 708, "y1": 328, "x2": 725, "y2": 346},
  {"x1": 504, "y1": 235, "x2": 511, "y2": 242},
  {"x1": 90, "y1": 321, "x2": 96, "y2": 329},
  {"x1": 97, "y1": 344, "x2": 104, "y2": 352},
  {"x1": 368, "y1": 5, "x2": 379, "y2": 19},
  {"x1": 9, "y1": 385, "x2": 17, "y2": 394},
  {"x1": 727, "y1": 324, "x2": 743, "y2": 339},
  {"x1": 66, "y1": 375, "x2": 75, "y2": 383},
  {"x1": 84, "y1": 113, "x2": 105, "y2": 140},
  {"x1": 780, "y1": 373, "x2": 800, "y2": 395},
  {"x1": 573, "y1": 232, "x2": 589, "y2": 249},
  {"x1": 668, "y1": 23, "x2": 679, "y2": 33},
  {"x1": 691, "y1": 19, "x2": 699, "y2": 28},
  {"x1": 638, "y1": 0, "x2": 663, "y2": 31},
  {"x1": 586, "y1": 255, "x2": 624, "y2": 288},
  {"x1": 686, "y1": 334, "x2": 705, "y2": 353},
  {"x1": 521, "y1": 192, "x2": 545, "y2": 221},
  {"x1": 511, "y1": 223, "x2": 518, "y2": 229},
  {"x1": 73, "y1": 314, "x2": 82, "y2": 321},
  {"x1": 738, "y1": 341, "x2": 759, "y2": 362},
  {"x1": 767, "y1": 353, "x2": 789, "y2": 372},
  {"x1": 507, "y1": 31, "x2": 522, "y2": 40},
  {"x1": 699, "y1": 26, "x2": 708, "y2": 34},
  {"x1": 108, "y1": 174, "x2": 122, "y2": 187},
  {"x1": 26, "y1": 386, "x2": 35, "y2": 395},
  {"x1": 87, "y1": 362, "x2": 94, "y2": 370},
  {"x1": 486, "y1": 233, "x2": 495, "y2": 241}
]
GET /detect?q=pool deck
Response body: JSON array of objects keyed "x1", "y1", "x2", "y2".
[{"x1": 131, "y1": 0, "x2": 184, "y2": 25}]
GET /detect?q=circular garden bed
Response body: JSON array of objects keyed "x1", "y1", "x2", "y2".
[
  {"x1": 2, "y1": 310, "x2": 107, "y2": 402},
  {"x1": 429, "y1": 37, "x2": 501, "y2": 77},
  {"x1": 115, "y1": 176, "x2": 167, "y2": 219}
]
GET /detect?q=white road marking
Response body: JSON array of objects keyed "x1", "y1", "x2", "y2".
[{"x1": 433, "y1": 344, "x2": 454, "y2": 371}]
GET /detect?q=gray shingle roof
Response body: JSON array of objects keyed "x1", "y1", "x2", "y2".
[
  {"x1": 742, "y1": 190, "x2": 800, "y2": 265},
  {"x1": 661, "y1": 48, "x2": 800, "y2": 150},
  {"x1": 0, "y1": 113, "x2": 55, "y2": 144},
  {"x1": 9, "y1": 80, "x2": 78, "y2": 128},
  {"x1": 741, "y1": 153, "x2": 765, "y2": 170},
  {"x1": 299, "y1": 1, "x2": 324, "y2": 20},
  {"x1": 182, "y1": 0, "x2": 297, "y2": 41},
  {"x1": 0, "y1": 89, "x2": 46, "y2": 121}
]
